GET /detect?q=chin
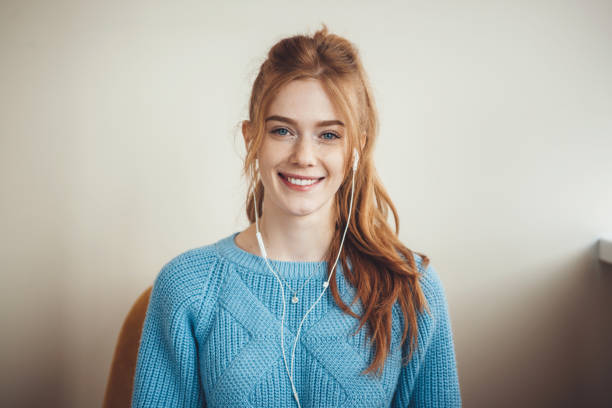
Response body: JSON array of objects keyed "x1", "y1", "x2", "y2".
[
  {"x1": 266, "y1": 182, "x2": 337, "y2": 219},
  {"x1": 281, "y1": 197, "x2": 333, "y2": 219},
  {"x1": 284, "y1": 205, "x2": 319, "y2": 217}
]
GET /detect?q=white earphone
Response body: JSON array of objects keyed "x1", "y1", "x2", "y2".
[{"x1": 252, "y1": 148, "x2": 359, "y2": 407}]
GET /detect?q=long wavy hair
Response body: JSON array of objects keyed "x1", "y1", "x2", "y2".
[{"x1": 242, "y1": 24, "x2": 430, "y2": 377}]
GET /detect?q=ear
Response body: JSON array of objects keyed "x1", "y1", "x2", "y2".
[{"x1": 242, "y1": 120, "x2": 252, "y2": 149}]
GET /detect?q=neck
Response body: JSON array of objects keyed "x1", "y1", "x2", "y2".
[{"x1": 249, "y1": 204, "x2": 335, "y2": 263}]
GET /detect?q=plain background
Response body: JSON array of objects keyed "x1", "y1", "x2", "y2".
[{"x1": 1, "y1": 0, "x2": 611, "y2": 407}]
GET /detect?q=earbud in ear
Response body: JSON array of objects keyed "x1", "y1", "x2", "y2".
[{"x1": 353, "y1": 148, "x2": 359, "y2": 171}]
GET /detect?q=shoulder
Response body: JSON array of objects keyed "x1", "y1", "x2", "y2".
[
  {"x1": 156, "y1": 244, "x2": 219, "y2": 289},
  {"x1": 411, "y1": 252, "x2": 448, "y2": 311},
  {"x1": 407, "y1": 252, "x2": 455, "y2": 352},
  {"x1": 151, "y1": 242, "x2": 223, "y2": 320}
]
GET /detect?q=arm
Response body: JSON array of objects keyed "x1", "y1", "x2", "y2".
[
  {"x1": 392, "y1": 262, "x2": 462, "y2": 407},
  {"x1": 131, "y1": 253, "x2": 208, "y2": 408}
]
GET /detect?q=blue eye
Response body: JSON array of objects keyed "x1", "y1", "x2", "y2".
[
  {"x1": 272, "y1": 128, "x2": 290, "y2": 136},
  {"x1": 321, "y1": 132, "x2": 339, "y2": 140}
]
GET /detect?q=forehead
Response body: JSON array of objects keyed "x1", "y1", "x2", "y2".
[{"x1": 265, "y1": 78, "x2": 344, "y2": 124}]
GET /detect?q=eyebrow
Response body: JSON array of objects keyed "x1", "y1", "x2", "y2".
[{"x1": 264, "y1": 115, "x2": 345, "y2": 127}]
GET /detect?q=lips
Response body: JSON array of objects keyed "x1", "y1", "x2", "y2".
[
  {"x1": 278, "y1": 172, "x2": 324, "y2": 180},
  {"x1": 278, "y1": 172, "x2": 324, "y2": 190}
]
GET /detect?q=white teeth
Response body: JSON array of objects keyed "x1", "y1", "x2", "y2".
[{"x1": 287, "y1": 177, "x2": 317, "y2": 186}]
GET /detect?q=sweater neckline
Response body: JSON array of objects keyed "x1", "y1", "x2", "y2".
[{"x1": 215, "y1": 232, "x2": 330, "y2": 280}]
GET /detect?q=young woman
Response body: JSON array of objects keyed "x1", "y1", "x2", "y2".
[{"x1": 132, "y1": 25, "x2": 461, "y2": 407}]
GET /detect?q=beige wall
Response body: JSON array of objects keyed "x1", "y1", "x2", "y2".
[{"x1": 1, "y1": 1, "x2": 610, "y2": 407}]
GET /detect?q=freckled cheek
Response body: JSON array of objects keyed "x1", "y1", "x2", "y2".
[
  {"x1": 322, "y1": 152, "x2": 347, "y2": 178},
  {"x1": 257, "y1": 146, "x2": 286, "y2": 173},
  {"x1": 259, "y1": 142, "x2": 293, "y2": 166}
]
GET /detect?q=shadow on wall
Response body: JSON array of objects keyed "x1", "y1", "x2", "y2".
[
  {"x1": 590, "y1": 255, "x2": 612, "y2": 406},
  {"x1": 461, "y1": 242, "x2": 612, "y2": 408}
]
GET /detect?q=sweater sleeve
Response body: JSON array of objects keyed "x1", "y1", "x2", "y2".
[
  {"x1": 391, "y1": 262, "x2": 462, "y2": 407},
  {"x1": 131, "y1": 251, "x2": 213, "y2": 408}
]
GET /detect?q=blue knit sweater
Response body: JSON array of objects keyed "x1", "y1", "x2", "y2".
[{"x1": 132, "y1": 232, "x2": 461, "y2": 407}]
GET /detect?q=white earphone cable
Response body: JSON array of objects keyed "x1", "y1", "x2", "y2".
[
  {"x1": 252, "y1": 150, "x2": 358, "y2": 407},
  {"x1": 289, "y1": 157, "x2": 356, "y2": 382}
]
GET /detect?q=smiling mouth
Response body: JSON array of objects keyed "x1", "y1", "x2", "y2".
[{"x1": 278, "y1": 172, "x2": 325, "y2": 187}]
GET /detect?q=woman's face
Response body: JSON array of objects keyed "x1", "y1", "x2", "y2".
[{"x1": 251, "y1": 78, "x2": 348, "y2": 222}]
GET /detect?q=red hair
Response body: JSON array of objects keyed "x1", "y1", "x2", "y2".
[{"x1": 243, "y1": 24, "x2": 430, "y2": 377}]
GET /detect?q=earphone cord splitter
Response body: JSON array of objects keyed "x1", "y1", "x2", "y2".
[{"x1": 278, "y1": 264, "x2": 319, "y2": 301}]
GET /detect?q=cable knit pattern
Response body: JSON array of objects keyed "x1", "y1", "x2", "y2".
[{"x1": 131, "y1": 232, "x2": 461, "y2": 407}]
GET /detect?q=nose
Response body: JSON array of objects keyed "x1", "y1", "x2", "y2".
[{"x1": 290, "y1": 135, "x2": 316, "y2": 167}]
